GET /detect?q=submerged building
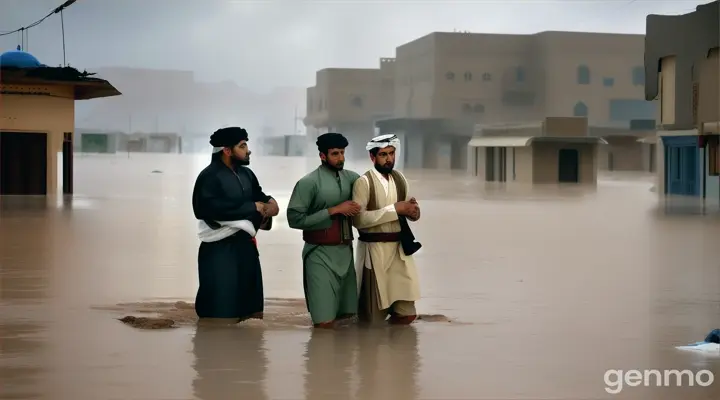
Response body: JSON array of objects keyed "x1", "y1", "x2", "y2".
[
  {"x1": 645, "y1": 1, "x2": 719, "y2": 201},
  {"x1": 0, "y1": 47, "x2": 121, "y2": 196},
  {"x1": 468, "y1": 117, "x2": 607, "y2": 185}
]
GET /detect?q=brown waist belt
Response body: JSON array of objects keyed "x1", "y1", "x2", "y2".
[
  {"x1": 303, "y1": 217, "x2": 353, "y2": 246},
  {"x1": 358, "y1": 232, "x2": 401, "y2": 242}
]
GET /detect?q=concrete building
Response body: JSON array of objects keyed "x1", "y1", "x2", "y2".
[
  {"x1": 261, "y1": 134, "x2": 306, "y2": 157},
  {"x1": 303, "y1": 58, "x2": 396, "y2": 161},
  {"x1": 371, "y1": 31, "x2": 657, "y2": 171},
  {"x1": 645, "y1": 1, "x2": 719, "y2": 200},
  {"x1": 0, "y1": 48, "x2": 121, "y2": 196},
  {"x1": 468, "y1": 117, "x2": 606, "y2": 185}
]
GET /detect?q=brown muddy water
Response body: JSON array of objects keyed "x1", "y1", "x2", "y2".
[{"x1": 1, "y1": 153, "x2": 719, "y2": 400}]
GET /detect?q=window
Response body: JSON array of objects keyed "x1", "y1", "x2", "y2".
[
  {"x1": 445, "y1": 71, "x2": 455, "y2": 81},
  {"x1": 462, "y1": 103, "x2": 472, "y2": 113},
  {"x1": 482, "y1": 72, "x2": 492, "y2": 81},
  {"x1": 709, "y1": 135, "x2": 720, "y2": 176},
  {"x1": 473, "y1": 104, "x2": 485, "y2": 113},
  {"x1": 608, "y1": 99, "x2": 657, "y2": 121},
  {"x1": 577, "y1": 65, "x2": 590, "y2": 85},
  {"x1": 516, "y1": 67, "x2": 525, "y2": 83},
  {"x1": 632, "y1": 66, "x2": 645, "y2": 86},
  {"x1": 351, "y1": 96, "x2": 362, "y2": 107},
  {"x1": 464, "y1": 72, "x2": 472, "y2": 81},
  {"x1": 573, "y1": 101, "x2": 588, "y2": 117},
  {"x1": 603, "y1": 77, "x2": 614, "y2": 87}
]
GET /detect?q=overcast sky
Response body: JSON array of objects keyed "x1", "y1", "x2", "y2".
[{"x1": 0, "y1": 0, "x2": 710, "y2": 92}]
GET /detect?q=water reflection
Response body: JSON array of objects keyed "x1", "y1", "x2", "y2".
[
  {"x1": 303, "y1": 328, "x2": 357, "y2": 399},
  {"x1": 191, "y1": 326, "x2": 269, "y2": 400},
  {"x1": 0, "y1": 322, "x2": 48, "y2": 400},
  {"x1": 355, "y1": 326, "x2": 419, "y2": 400}
]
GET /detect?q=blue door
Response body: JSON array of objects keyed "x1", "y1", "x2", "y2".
[{"x1": 664, "y1": 136, "x2": 700, "y2": 196}]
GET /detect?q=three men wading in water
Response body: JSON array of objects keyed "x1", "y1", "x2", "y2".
[{"x1": 194, "y1": 128, "x2": 422, "y2": 329}]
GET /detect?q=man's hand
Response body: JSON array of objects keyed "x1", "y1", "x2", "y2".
[
  {"x1": 394, "y1": 201, "x2": 418, "y2": 217},
  {"x1": 255, "y1": 202, "x2": 267, "y2": 216},
  {"x1": 264, "y1": 199, "x2": 280, "y2": 217},
  {"x1": 408, "y1": 197, "x2": 420, "y2": 220},
  {"x1": 329, "y1": 201, "x2": 361, "y2": 216}
]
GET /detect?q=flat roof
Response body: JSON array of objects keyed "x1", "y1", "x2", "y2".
[
  {"x1": 0, "y1": 66, "x2": 121, "y2": 100},
  {"x1": 468, "y1": 136, "x2": 608, "y2": 147}
]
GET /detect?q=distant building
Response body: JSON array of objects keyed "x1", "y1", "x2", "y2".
[
  {"x1": 645, "y1": 1, "x2": 719, "y2": 201},
  {"x1": 468, "y1": 117, "x2": 606, "y2": 185},
  {"x1": 303, "y1": 58, "x2": 396, "y2": 161},
  {"x1": 0, "y1": 47, "x2": 121, "y2": 196},
  {"x1": 376, "y1": 31, "x2": 657, "y2": 171},
  {"x1": 261, "y1": 135, "x2": 306, "y2": 157}
]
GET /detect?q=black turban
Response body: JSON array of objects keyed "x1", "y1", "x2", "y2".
[
  {"x1": 210, "y1": 127, "x2": 249, "y2": 148},
  {"x1": 316, "y1": 132, "x2": 348, "y2": 153}
]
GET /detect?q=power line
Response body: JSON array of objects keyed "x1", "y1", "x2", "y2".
[{"x1": 0, "y1": 0, "x2": 77, "y2": 38}]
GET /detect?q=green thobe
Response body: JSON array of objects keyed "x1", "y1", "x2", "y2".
[{"x1": 286, "y1": 165, "x2": 360, "y2": 324}]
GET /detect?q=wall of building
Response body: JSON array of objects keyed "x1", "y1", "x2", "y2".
[
  {"x1": 532, "y1": 142, "x2": 596, "y2": 184},
  {"x1": 645, "y1": 1, "x2": 719, "y2": 130},
  {"x1": 0, "y1": 85, "x2": 75, "y2": 195}
]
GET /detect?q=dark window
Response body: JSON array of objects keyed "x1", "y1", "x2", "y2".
[
  {"x1": 516, "y1": 67, "x2": 525, "y2": 83},
  {"x1": 445, "y1": 71, "x2": 455, "y2": 81},
  {"x1": 351, "y1": 96, "x2": 362, "y2": 107},
  {"x1": 577, "y1": 65, "x2": 590, "y2": 85},
  {"x1": 464, "y1": 72, "x2": 472, "y2": 81},
  {"x1": 482, "y1": 72, "x2": 492, "y2": 81},
  {"x1": 473, "y1": 104, "x2": 485, "y2": 113},
  {"x1": 573, "y1": 101, "x2": 588, "y2": 117},
  {"x1": 632, "y1": 66, "x2": 645, "y2": 86},
  {"x1": 603, "y1": 77, "x2": 614, "y2": 87}
]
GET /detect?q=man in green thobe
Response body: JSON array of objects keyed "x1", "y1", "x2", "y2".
[{"x1": 286, "y1": 132, "x2": 361, "y2": 328}]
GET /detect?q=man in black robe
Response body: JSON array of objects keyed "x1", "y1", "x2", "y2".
[{"x1": 191, "y1": 127, "x2": 279, "y2": 324}]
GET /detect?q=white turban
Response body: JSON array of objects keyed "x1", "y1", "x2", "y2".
[{"x1": 366, "y1": 134, "x2": 401, "y2": 151}]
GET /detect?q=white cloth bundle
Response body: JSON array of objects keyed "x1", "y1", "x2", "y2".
[{"x1": 197, "y1": 220, "x2": 256, "y2": 242}]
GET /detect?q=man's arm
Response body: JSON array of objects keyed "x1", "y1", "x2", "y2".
[
  {"x1": 286, "y1": 178, "x2": 332, "y2": 230},
  {"x1": 402, "y1": 174, "x2": 420, "y2": 222},
  {"x1": 248, "y1": 169, "x2": 279, "y2": 217},
  {"x1": 352, "y1": 176, "x2": 399, "y2": 229},
  {"x1": 192, "y1": 172, "x2": 258, "y2": 221}
]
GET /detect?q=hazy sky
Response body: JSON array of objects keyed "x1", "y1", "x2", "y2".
[{"x1": 0, "y1": 0, "x2": 710, "y2": 91}]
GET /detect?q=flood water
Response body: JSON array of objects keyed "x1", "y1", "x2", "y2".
[{"x1": 1, "y1": 153, "x2": 719, "y2": 400}]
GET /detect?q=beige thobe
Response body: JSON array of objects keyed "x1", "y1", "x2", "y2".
[{"x1": 352, "y1": 169, "x2": 420, "y2": 317}]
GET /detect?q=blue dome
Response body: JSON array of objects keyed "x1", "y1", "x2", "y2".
[{"x1": 0, "y1": 46, "x2": 42, "y2": 68}]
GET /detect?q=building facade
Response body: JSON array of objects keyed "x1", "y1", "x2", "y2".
[
  {"x1": 0, "y1": 48, "x2": 121, "y2": 196},
  {"x1": 304, "y1": 58, "x2": 395, "y2": 161},
  {"x1": 378, "y1": 31, "x2": 657, "y2": 172},
  {"x1": 645, "y1": 1, "x2": 719, "y2": 201}
]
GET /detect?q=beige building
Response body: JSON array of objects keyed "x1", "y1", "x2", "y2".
[
  {"x1": 304, "y1": 58, "x2": 395, "y2": 160},
  {"x1": 644, "y1": 0, "x2": 719, "y2": 199},
  {"x1": 372, "y1": 30, "x2": 657, "y2": 171},
  {"x1": 0, "y1": 48, "x2": 121, "y2": 196},
  {"x1": 468, "y1": 117, "x2": 606, "y2": 185}
]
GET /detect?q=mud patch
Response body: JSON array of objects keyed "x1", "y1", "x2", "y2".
[{"x1": 93, "y1": 298, "x2": 455, "y2": 329}]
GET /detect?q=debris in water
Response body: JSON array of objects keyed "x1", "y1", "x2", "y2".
[
  {"x1": 417, "y1": 314, "x2": 452, "y2": 323},
  {"x1": 119, "y1": 316, "x2": 176, "y2": 329}
]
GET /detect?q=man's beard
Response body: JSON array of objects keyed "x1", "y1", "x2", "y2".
[
  {"x1": 322, "y1": 160, "x2": 344, "y2": 171},
  {"x1": 233, "y1": 155, "x2": 250, "y2": 166},
  {"x1": 374, "y1": 162, "x2": 394, "y2": 175}
]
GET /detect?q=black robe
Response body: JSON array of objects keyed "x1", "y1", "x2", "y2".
[{"x1": 191, "y1": 159, "x2": 273, "y2": 319}]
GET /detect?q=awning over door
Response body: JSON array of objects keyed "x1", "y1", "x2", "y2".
[{"x1": 467, "y1": 136, "x2": 533, "y2": 147}]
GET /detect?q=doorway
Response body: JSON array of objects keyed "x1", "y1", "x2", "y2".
[
  {"x1": 0, "y1": 131, "x2": 48, "y2": 195},
  {"x1": 558, "y1": 148, "x2": 580, "y2": 183}
]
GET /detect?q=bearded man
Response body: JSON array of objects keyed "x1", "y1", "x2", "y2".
[
  {"x1": 191, "y1": 127, "x2": 279, "y2": 323},
  {"x1": 286, "y1": 132, "x2": 362, "y2": 328},
  {"x1": 351, "y1": 134, "x2": 422, "y2": 325}
]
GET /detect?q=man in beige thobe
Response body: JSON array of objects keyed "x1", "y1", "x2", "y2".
[{"x1": 351, "y1": 134, "x2": 421, "y2": 325}]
